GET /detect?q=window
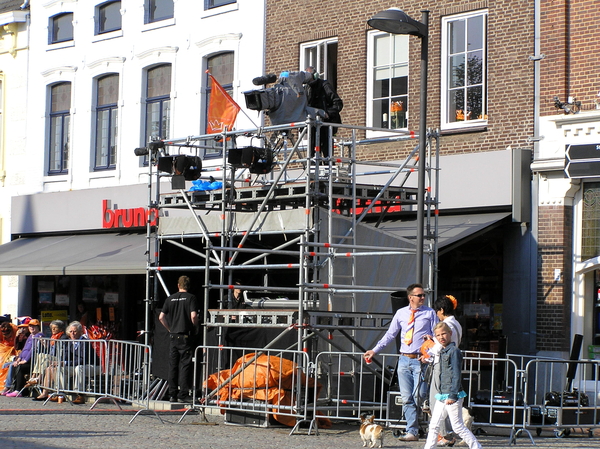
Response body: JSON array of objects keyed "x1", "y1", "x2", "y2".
[
  {"x1": 300, "y1": 38, "x2": 339, "y2": 91},
  {"x1": 49, "y1": 13, "x2": 74, "y2": 44},
  {"x1": 204, "y1": 52, "x2": 234, "y2": 157},
  {"x1": 97, "y1": 1, "x2": 122, "y2": 35},
  {"x1": 95, "y1": 74, "x2": 119, "y2": 170},
  {"x1": 145, "y1": 0, "x2": 174, "y2": 23},
  {"x1": 441, "y1": 10, "x2": 487, "y2": 129},
  {"x1": 48, "y1": 83, "x2": 71, "y2": 175},
  {"x1": 205, "y1": 0, "x2": 235, "y2": 10},
  {"x1": 145, "y1": 65, "x2": 171, "y2": 145},
  {"x1": 367, "y1": 31, "x2": 409, "y2": 131}
]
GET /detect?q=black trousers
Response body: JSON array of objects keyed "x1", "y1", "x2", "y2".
[
  {"x1": 14, "y1": 362, "x2": 31, "y2": 392},
  {"x1": 168, "y1": 334, "x2": 193, "y2": 399}
]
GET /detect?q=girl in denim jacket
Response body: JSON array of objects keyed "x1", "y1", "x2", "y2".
[{"x1": 423, "y1": 322, "x2": 482, "y2": 449}]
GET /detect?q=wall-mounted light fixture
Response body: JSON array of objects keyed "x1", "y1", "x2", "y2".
[{"x1": 554, "y1": 96, "x2": 581, "y2": 114}]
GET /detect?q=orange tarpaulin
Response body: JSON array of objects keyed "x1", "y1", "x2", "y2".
[{"x1": 204, "y1": 353, "x2": 331, "y2": 428}]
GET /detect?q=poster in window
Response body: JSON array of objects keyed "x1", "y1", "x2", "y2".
[
  {"x1": 82, "y1": 287, "x2": 98, "y2": 303},
  {"x1": 55, "y1": 294, "x2": 69, "y2": 306},
  {"x1": 39, "y1": 292, "x2": 53, "y2": 304},
  {"x1": 104, "y1": 292, "x2": 119, "y2": 305}
]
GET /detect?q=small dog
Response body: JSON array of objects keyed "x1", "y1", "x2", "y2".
[
  {"x1": 360, "y1": 414, "x2": 384, "y2": 448},
  {"x1": 462, "y1": 406, "x2": 474, "y2": 431}
]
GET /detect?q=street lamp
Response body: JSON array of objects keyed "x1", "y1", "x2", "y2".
[{"x1": 368, "y1": 8, "x2": 429, "y2": 285}]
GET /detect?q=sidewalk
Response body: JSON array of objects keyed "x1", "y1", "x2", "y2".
[{"x1": 1, "y1": 394, "x2": 598, "y2": 449}]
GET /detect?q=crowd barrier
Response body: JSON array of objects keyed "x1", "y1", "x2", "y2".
[
  {"x1": 524, "y1": 358, "x2": 600, "y2": 438},
  {"x1": 30, "y1": 337, "x2": 158, "y2": 423},
  {"x1": 187, "y1": 344, "x2": 312, "y2": 432}
]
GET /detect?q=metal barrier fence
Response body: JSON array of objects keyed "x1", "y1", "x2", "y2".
[
  {"x1": 30, "y1": 337, "x2": 157, "y2": 423},
  {"x1": 187, "y1": 344, "x2": 312, "y2": 432},
  {"x1": 524, "y1": 358, "x2": 600, "y2": 438}
]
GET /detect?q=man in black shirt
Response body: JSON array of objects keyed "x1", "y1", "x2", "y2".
[{"x1": 159, "y1": 276, "x2": 199, "y2": 403}]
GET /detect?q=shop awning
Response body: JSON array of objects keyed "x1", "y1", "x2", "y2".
[
  {"x1": 0, "y1": 233, "x2": 147, "y2": 276},
  {"x1": 374, "y1": 211, "x2": 512, "y2": 253}
]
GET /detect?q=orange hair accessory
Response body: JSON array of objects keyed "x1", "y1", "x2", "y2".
[{"x1": 445, "y1": 295, "x2": 458, "y2": 310}]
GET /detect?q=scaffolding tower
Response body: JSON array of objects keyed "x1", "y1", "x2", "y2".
[{"x1": 141, "y1": 119, "x2": 440, "y2": 358}]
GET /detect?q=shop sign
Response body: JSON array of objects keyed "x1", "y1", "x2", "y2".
[
  {"x1": 102, "y1": 199, "x2": 158, "y2": 229},
  {"x1": 565, "y1": 143, "x2": 600, "y2": 178}
]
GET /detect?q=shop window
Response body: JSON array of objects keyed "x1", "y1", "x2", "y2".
[
  {"x1": 96, "y1": 1, "x2": 122, "y2": 35},
  {"x1": 94, "y1": 74, "x2": 119, "y2": 170},
  {"x1": 203, "y1": 52, "x2": 234, "y2": 157},
  {"x1": 48, "y1": 82, "x2": 72, "y2": 175},
  {"x1": 145, "y1": 0, "x2": 174, "y2": 23},
  {"x1": 205, "y1": 0, "x2": 236, "y2": 10},
  {"x1": 367, "y1": 31, "x2": 409, "y2": 134},
  {"x1": 49, "y1": 12, "x2": 74, "y2": 44},
  {"x1": 441, "y1": 10, "x2": 488, "y2": 130},
  {"x1": 300, "y1": 38, "x2": 339, "y2": 92}
]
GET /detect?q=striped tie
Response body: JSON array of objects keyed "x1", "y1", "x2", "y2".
[{"x1": 404, "y1": 309, "x2": 417, "y2": 345}]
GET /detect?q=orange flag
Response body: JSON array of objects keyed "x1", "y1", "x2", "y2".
[{"x1": 206, "y1": 72, "x2": 241, "y2": 134}]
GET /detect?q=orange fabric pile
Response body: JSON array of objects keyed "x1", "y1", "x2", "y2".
[{"x1": 204, "y1": 353, "x2": 331, "y2": 428}]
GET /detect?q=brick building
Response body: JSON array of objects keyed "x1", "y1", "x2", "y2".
[
  {"x1": 535, "y1": 0, "x2": 600, "y2": 357},
  {"x1": 263, "y1": 0, "x2": 591, "y2": 356}
]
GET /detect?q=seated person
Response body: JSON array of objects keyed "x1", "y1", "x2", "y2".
[
  {"x1": 62, "y1": 321, "x2": 101, "y2": 404},
  {"x1": 0, "y1": 321, "x2": 18, "y2": 394},
  {"x1": 4, "y1": 319, "x2": 43, "y2": 397},
  {"x1": 32, "y1": 320, "x2": 68, "y2": 401}
]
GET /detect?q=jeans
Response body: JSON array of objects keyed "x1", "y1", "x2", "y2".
[
  {"x1": 423, "y1": 398, "x2": 481, "y2": 449},
  {"x1": 397, "y1": 356, "x2": 423, "y2": 436},
  {"x1": 2, "y1": 362, "x2": 14, "y2": 390}
]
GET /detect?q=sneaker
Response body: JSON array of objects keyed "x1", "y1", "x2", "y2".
[
  {"x1": 0, "y1": 390, "x2": 10, "y2": 396},
  {"x1": 5, "y1": 390, "x2": 22, "y2": 397},
  {"x1": 178, "y1": 395, "x2": 194, "y2": 403},
  {"x1": 438, "y1": 436, "x2": 456, "y2": 447},
  {"x1": 169, "y1": 396, "x2": 178, "y2": 403},
  {"x1": 399, "y1": 433, "x2": 419, "y2": 442}
]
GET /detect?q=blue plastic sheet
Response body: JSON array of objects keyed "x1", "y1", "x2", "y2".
[{"x1": 189, "y1": 180, "x2": 223, "y2": 191}]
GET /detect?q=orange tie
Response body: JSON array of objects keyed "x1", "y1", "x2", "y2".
[{"x1": 404, "y1": 309, "x2": 417, "y2": 345}]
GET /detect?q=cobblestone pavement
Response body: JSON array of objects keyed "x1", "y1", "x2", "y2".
[{"x1": 1, "y1": 395, "x2": 599, "y2": 449}]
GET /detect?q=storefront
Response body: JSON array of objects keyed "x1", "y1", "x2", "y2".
[{"x1": 0, "y1": 184, "x2": 155, "y2": 339}]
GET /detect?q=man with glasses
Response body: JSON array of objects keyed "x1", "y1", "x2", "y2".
[{"x1": 364, "y1": 283, "x2": 438, "y2": 441}]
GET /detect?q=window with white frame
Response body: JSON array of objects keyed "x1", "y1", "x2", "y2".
[
  {"x1": 49, "y1": 13, "x2": 74, "y2": 44},
  {"x1": 300, "y1": 38, "x2": 339, "y2": 91},
  {"x1": 367, "y1": 31, "x2": 409, "y2": 132},
  {"x1": 48, "y1": 83, "x2": 71, "y2": 175},
  {"x1": 94, "y1": 74, "x2": 119, "y2": 170},
  {"x1": 96, "y1": 1, "x2": 122, "y2": 35},
  {"x1": 144, "y1": 65, "x2": 171, "y2": 146},
  {"x1": 441, "y1": 10, "x2": 487, "y2": 129},
  {"x1": 205, "y1": 0, "x2": 235, "y2": 10},
  {"x1": 145, "y1": 0, "x2": 174, "y2": 23},
  {"x1": 203, "y1": 52, "x2": 235, "y2": 157}
]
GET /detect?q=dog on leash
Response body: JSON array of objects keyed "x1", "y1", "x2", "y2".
[{"x1": 360, "y1": 414, "x2": 384, "y2": 448}]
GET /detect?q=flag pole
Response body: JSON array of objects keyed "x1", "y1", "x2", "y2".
[{"x1": 206, "y1": 71, "x2": 259, "y2": 130}]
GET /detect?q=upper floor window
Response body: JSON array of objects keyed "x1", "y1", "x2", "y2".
[
  {"x1": 49, "y1": 13, "x2": 74, "y2": 44},
  {"x1": 96, "y1": 1, "x2": 122, "y2": 35},
  {"x1": 145, "y1": 0, "x2": 174, "y2": 23},
  {"x1": 205, "y1": 0, "x2": 235, "y2": 10},
  {"x1": 300, "y1": 38, "x2": 339, "y2": 91},
  {"x1": 145, "y1": 64, "x2": 172, "y2": 145},
  {"x1": 367, "y1": 31, "x2": 409, "y2": 132},
  {"x1": 441, "y1": 10, "x2": 488, "y2": 129},
  {"x1": 48, "y1": 83, "x2": 72, "y2": 175},
  {"x1": 204, "y1": 52, "x2": 235, "y2": 157},
  {"x1": 95, "y1": 74, "x2": 119, "y2": 170}
]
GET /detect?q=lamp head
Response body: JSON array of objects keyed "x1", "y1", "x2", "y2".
[{"x1": 368, "y1": 8, "x2": 427, "y2": 38}]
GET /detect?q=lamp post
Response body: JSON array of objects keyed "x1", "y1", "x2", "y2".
[{"x1": 368, "y1": 8, "x2": 429, "y2": 285}]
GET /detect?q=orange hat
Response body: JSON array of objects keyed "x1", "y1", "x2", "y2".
[{"x1": 28, "y1": 319, "x2": 41, "y2": 327}]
